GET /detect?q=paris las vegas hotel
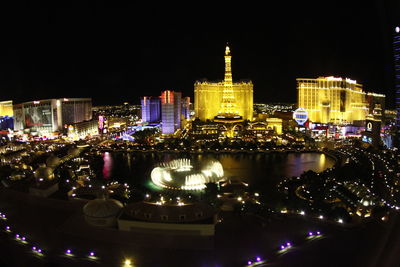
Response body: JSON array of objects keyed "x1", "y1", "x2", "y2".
[
  {"x1": 194, "y1": 45, "x2": 253, "y2": 122},
  {"x1": 193, "y1": 45, "x2": 283, "y2": 138}
]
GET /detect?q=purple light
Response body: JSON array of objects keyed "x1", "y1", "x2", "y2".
[
  {"x1": 286, "y1": 242, "x2": 291, "y2": 246},
  {"x1": 15, "y1": 234, "x2": 19, "y2": 238},
  {"x1": 5, "y1": 226, "x2": 10, "y2": 230},
  {"x1": 66, "y1": 249, "x2": 71, "y2": 254},
  {"x1": 90, "y1": 252, "x2": 95, "y2": 257},
  {"x1": 32, "y1": 246, "x2": 36, "y2": 251},
  {"x1": 21, "y1": 237, "x2": 26, "y2": 241},
  {"x1": 256, "y1": 257, "x2": 261, "y2": 262},
  {"x1": 247, "y1": 261, "x2": 252, "y2": 265},
  {"x1": 317, "y1": 231, "x2": 321, "y2": 235},
  {"x1": 308, "y1": 232, "x2": 313, "y2": 236},
  {"x1": 281, "y1": 245, "x2": 285, "y2": 249},
  {"x1": 37, "y1": 249, "x2": 42, "y2": 253}
]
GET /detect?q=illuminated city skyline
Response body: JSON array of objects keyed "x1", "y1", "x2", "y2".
[
  {"x1": 0, "y1": 5, "x2": 400, "y2": 267},
  {"x1": 0, "y1": 4, "x2": 398, "y2": 107}
]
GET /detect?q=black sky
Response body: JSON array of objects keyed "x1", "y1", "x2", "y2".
[{"x1": 0, "y1": 2, "x2": 399, "y2": 107}]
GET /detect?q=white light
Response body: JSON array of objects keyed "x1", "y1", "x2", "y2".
[
  {"x1": 124, "y1": 259, "x2": 132, "y2": 266},
  {"x1": 396, "y1": 26, "x2": 400, "y2": 33}
]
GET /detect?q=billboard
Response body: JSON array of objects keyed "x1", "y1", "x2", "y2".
[
  {"x1": 293, "y1": 108, "x2": 308, "y2": 125},
  {"x1": 13, "y1": 107, "x2": 24, "y2": 130},
  {"x1": 24, "y1": 104, "x2": 52, "y2": 128}
]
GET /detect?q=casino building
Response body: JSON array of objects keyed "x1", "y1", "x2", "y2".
[
  {"x1": 194, "y1": 45, "x2": 253, "y2": 122},
  {"x1": 297, "y1": 76, "x2": 385, "y2": 124},
  {"x1": 13, "y1": 98, "x2": 92, "y2": 136}
]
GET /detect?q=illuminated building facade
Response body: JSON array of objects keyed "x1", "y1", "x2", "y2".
[
  {"x1": 161, "y1": 90, "x2": 181, "y2": 134},
  {"x1": 361, "y1": 116, "x2": 382, "y2": 147},
  {"x1": 0, "y1": 101, "x2": 13, "y2": 117},
  {"x1": 181, "y1": 97, "x2": 191, "y2": 120},
  {"x1": 395, "y1": 26, "x2": 400, "y2": 126},
  {"x1": 61, "y1": 98, "x2": 92, "y2": 125},
  {"x1": 194, "y1": 45, "x2": 253, "y2": 121},
  {"x1": 13, "y1": 98, "x2": 92, "y2": 136},
  {"x1": 67, "y1": 119, "x2": 98, "y2": 140},
  {"x1": 141, "y1": 96, "x2": 161, "y2": 123},
  {"x1": 191, "y1": 119, "x2": 220, "y2": 140},
  {"x1": 0, "y1": 101, "x2": 14, "y2": 130},
  {"x1": 297, "y1": 77, "x2": 385, "y2": 124},
  {"x1": 244, "y1": 119, "x2": 283, "y2": 140}
]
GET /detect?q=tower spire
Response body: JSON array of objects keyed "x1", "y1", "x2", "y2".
[
  {"x1": 224, "y1": 44, "x2": 232, "y2": 86},
  {"x1": 217, "y1": 44, "x2": 240, "y2": 117}
]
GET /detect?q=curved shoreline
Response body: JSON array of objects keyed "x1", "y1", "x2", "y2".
[{"x1": 97, "y1": 147, "x2": 338, "y2": 161}]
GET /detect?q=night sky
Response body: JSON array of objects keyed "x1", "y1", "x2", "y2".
[{"x1": 0, "y1": 3, "x2": 399, "y2": 107}]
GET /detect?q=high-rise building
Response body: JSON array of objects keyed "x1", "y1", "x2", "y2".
[
  {"x1": 141, "y1": 96, "x2": 161, "y2": 123},
  {"x1": 181, "y1": 97, "x2": 191, "y2": 120},
  {"x1": 13, "y1": 98, "x2": 92, "y2": 136},
  {"x1": 194, "y1": 45, "x2": 253, "y2": 121},
  {"x1": 297, "y1": 76, "x2": 385, "y2": 124},
  {"x1": 394, "y1": 26, "x2": 400, "y2": 126},
  {"x1": 161, "y1": 90, "x2": 181, "y2": 134}
]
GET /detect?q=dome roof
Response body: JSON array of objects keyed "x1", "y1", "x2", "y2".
[
  {"x1": 46, "y1": 155, "x2": 61, "y2": 168},
  {"x1": 34, "y1": 166, "x2": 54, "y2": 180},
  {"x1": 83, "y1": 198, "x2": 123, "y2": 218}
]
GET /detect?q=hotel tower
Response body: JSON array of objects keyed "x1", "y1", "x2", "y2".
[{"x1": 297, "y1": 77, "x2": 385, "y2": 124}]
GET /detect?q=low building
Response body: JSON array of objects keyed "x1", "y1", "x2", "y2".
[
  {"x1": 118, "y1": 201, "x2": 217, "y2": 236},
  {"x1": 67, "y1": 119, "x2": 98, "y2": 140},
  {"x1": 190, "y1": 119, "x2": 220, "y2": 141}
]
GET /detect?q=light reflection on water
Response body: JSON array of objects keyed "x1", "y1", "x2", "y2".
[
  {"x1": 102, "y1": 152, "x2": 113, "y2": 180},
  {"x1": 98, "y1": 152, "x2": 335, "y2": 192}
]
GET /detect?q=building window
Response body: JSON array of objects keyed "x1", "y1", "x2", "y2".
[
  {"x1": 179, "y1": 215, "x2": 186, "y2": 221},
  {"x1": 161, "y1": 215, "x2": 168, "y2": 221}
]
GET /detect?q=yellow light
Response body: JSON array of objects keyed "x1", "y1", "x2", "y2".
[{"x1": 123, "y1": 259, "x2": 132, "y2": 266}]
